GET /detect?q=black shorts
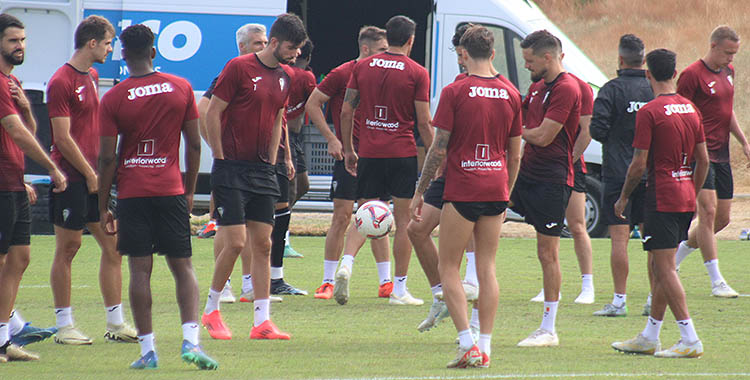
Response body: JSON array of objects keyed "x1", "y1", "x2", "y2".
[
  {"x1": 289, "y1": 131, "x2": 307, "y2": 173},
  {"x1": 117, "y1": 195, "x2": 192, "y2": 258},
  {"x1": 602, "y1": 180, "x2": 646, "y2": 226},
  {"x1": 330, "y1": 160, "x2": 357, "y2": 201},
  {"x1": 642, "y1": 211, "x2": 693, "y2": 251},
  {"x1": 0, "y1": 191, "x2": 31, "y2": 254},
  {"x1": 451, "y1": 201, "x2": 507, "y2": 222},
  {"x1": 423, "y1": 177, "x2": 446, "y2": 209},
  {"x1": 357, "y1": 157, "x2": 417, "y2": 199},
  {"x1": 700, "y1": 161, "x2": 733, "y2": 199},
  {"x1": 572, "y1": 165, "x2": 586, "y2": 193},
  {"x1": 276, "y1": 162, "x2": 290, "y2": 204},
  {"x1": 510, "y1": 175, "x2": 571, "y2": 236},
  {"x1": 49, "y1": 181, "x2": 100, "y2": 230},
  {"x1": 211, "y1": 159, "x2": 279, "y2": 226}
]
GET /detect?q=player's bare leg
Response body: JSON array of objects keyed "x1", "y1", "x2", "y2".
[
  {"x1": 128, "y1": 256, "x2": 154, "y2": 336},
  {"x1": 518, "y1": 234, "x2": 560, "y2": 347},
  {"x1": 566, "y1": 191, "x2": 594, "y2": 304},
  {"x1": 316, "y1": 199, "x2": 353, "y2": 299},
  {"x1": 201, "y1": 224, "x2": 244, "y2": 340},
  {"x1": 408, "y1": 203, "x2": 446, "y2": 330},
  {"x1": 437, "y1": 203, "x2": 474, "y2": 335},
  {"x1": 390, "y1": 197, "x2": 420, "y2": 304}
]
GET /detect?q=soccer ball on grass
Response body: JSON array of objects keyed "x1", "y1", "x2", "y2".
[{"x1": 354, "y1": 200, "x2": 393, "y2": 239}]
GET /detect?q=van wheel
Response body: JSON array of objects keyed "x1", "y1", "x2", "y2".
[{"x1": 562, "y1": 175, "x2": 607, "y2": 238}]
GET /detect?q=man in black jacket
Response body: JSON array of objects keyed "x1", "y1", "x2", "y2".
[{"x1": 590, "y1": 34, "x2": 654, "y2": 317}]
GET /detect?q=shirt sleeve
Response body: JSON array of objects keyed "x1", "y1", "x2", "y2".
[
  {"x1": 0, "y1": 80, "x2": 18, "y2": 120},
  {"x1": 318, "y1": 66, "x2": 344, "y2": 98},
  {"x1": 694, "y1": 107, "x2": 706, "y2": 144},
  {"x1": 414, "y1": 66, "x2": 430, "y2": 102},
  {"x1": 98, "y1": 95, "x2": 118, "y2": 137},
  {"x1": 590, "y1": 83, "x2": 615, "y2": 143},
  {"x1": 211, "y1": 59, "x2": 239, "y2": 103},
  {"x1": 632, "y1": 107, "x2": 653, "y2": 150},
  {"x1": 509, "y1": 92, "x2": 523, "y2": 138},
  {"x1": 676, "y1": 68, "x2": 698, "y2": 100},
  {"x1": 580, "y1": 82, "x2": 594, "y2": 116},
  {"x1": 46, "y1": 77, "x2": 72, "y2": 118},
  {"x1": 183, "y1": 80, "x2": 199, "y2": 124},
  {"x1": 203, "y1": 76, "x2": 218, "y2": 99},
  {"x1": 432, "y1": 86, "x2": 455, "y2": 133},
  {"x1": 545, "y1": 81, "x2": 579, "y2": 124},
  {"x1": 346, "y1": 61, "x2": 360, "y2": 91},
  {"x1": 305, "y1": 71, "x2": 317, "y2": 96}
]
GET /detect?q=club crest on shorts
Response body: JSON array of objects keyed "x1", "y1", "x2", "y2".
[
  {"x1": 217, "y1": 207, "x2": 224, "y2": 217},
  {"x1": 63, "y1": 208, "x2": 71, "y2": 221}
]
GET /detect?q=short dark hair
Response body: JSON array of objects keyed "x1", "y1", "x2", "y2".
[
  {"x1": 460, "y1": 26, "x2": 493, "y2": 60},
  {"x1": 74, "y1": 15, "x2": 115, "y2": 49},
  {"x1": 120, "y1": 24, "x2": 154, "y2": 60},
  {"x1": 358, "y1": 26, "x2": 386, "y2": 47},
  {"x1": 269, "y1": 13, "x2": 307, "y2": 46},
  {"x1": 646, "y1": 48, "x2": 676, "y2": 82},
  {"x1": 299, "y1": 39, "x2": 314, "y2": 60},
  {"x1": 520, "y1": 29, "x2": 561, "y2": 56},
  {"x1": 452, "y1": 23, "x2": 474, "y2": 48},
  {"x1": 385, "y1": 15, "x2": 415, "y2": 47},
  {"x1": 0, "y1": 13, "x2": 24, "y2": 37},
  {"x1": 619, "y1": 34, "x2": 645, "y2": 67}
]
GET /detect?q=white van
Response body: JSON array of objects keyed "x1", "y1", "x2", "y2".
[{"x1": 3, "y1": 0, "x2": 609, "y2": 237}]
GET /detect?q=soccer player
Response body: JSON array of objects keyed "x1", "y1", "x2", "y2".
[
  {"x1": 611, "y1": 48, "x2": 708, "y2": 358},
  {"x1": 46, "y1": 15, "x2": 137, "y2": 345},
  {"x1": 97, "y1": 24, "x2": 217, "y2": 370},
  {"x1": 511, "y1": 30, "x2": 581, "y2": 347},
  {"x1": 411, "y1": 25, "x2": 522, "y2": 368},
  {"x1": 306, "y1": 26, "x2": 391, "y2": 303},
  {"x1": 342, "y1": 15, "x2": 434, "y2": 306},
  {"x1": 0, "y1": 12, "x2": 68, "y2": 362},
  {"x1": 591, "y1": 34, "x2": 654, "y2": 317},
  {"x1": 197, "y1": 23, "x2": 269, "y2": 304},
  {"x1": 201, "y1": 13, "x2": 306, "y2": 340},
  {"x1": 674, "y1": 26, "x2": 745, "y2": 298}
]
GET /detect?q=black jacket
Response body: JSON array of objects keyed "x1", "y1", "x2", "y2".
[{"x1": 590, "y1": 69, "x2": 654, "y2": 182}]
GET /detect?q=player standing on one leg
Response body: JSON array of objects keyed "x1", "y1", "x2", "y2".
[
  {"x1": 306, "y1": 26, "x2": 392, "y2": 302},
  {"x1": 201, "y1": 13, "x2": 306, "y2": 340},
  {"x1": 591, "y1": 34, "x2": 654, "y2": 317},
  {"x1": 411, "y1": 25, "x2": 522, "y2": 368},
  {"x1": 612, "y1": 48, "x2": 708, "y2": 358},
  {"x1": 0, "y1": 12, "x2": 68, "y2": 363},
  {"x1": 510, "y1": 30, "x2": 581, "y2": 347},
  {"x1": 674, "y1": 26, "x2": 745, "y2": 298},
  {"x1": 46, "y1": 15, "x2": 137, "y2": 345},
  {"x1": 97, "y1": 24, "x2": 217, "y2": 370},
  {"x1": 342, "y1": 15, "x2": 434, "y2": 306}
]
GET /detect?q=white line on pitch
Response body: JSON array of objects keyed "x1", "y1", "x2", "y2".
[
  {"x1": 20, "y1": 284, "x2": 90, "y2": 289},
  {"x1": 313, "y1": 373, "x2": 750, "y2": 380}
]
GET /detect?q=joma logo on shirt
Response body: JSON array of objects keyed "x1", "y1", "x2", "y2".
[
  {"x1": 127, "y1": 82, "x2": 175, "y2": 100},
  {"x1": 663, "y1": 103, "x2": 696, "y2": 116},
  {"x1": 468, "y1": 86, "x2": 509, "y2": 99},
  {"x1": 369, "y1": 58, "x2": 405, "y2": 71}
]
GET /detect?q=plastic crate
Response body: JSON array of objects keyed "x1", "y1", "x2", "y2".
[{"x1": 302, "y1": 124, "x2": 335, "y2": 175}]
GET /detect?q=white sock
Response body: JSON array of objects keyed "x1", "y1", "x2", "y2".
[
  {"x1": 675, "y1": 241, "x2": 696, "y2": 267},
  {"x1": 457, "y1": 329, "x2": 474, "y2": 350},
  {"x1": 242, "y1": 274, "x2": 253, "y2": 294},
  {"x1": 540, "y1": 301, "x2": 558, "y2": 333},
  {"x1": 224, "y1": 278, "x2": 231, "y2": 290},
  {"x1": 646, "y1": 293, "x2": 653, "y2": 306},
  {"x1": 341, "y1": 254, "x2": 355, "y2": 271},
  {"x1": 323, "y1": 260, "x2": 338, "y2": 284},
  {"x1": 464, "y1": 251, "x2": 478, "y2": 286},
  {"x1": 105, "y1": 304, "x2": 125, "y2": 326},
  {"x1": 470, "y1": 308, "x2": 480, "y2": 329},
  {"x1": 581, "y1": 274, "x2": 593, "y2": 291},
  {"x1": 704, "y1": 259, "x2": 724, "y2": 284},
  {"x1": 204, "y1": 289, "x2": 221, "y2": 314},
  {"x1": 9, "y1": 310, "x2": 25, "y2": 336},
  {"x1": 430, "y1": 284, "x2": 442, "y2": 303},
  {"x1": 285, "y1": 230, "x2": 291, "y2": 247},
  {"x1": 0, "y1": 322, "x2": 9, "y2": 346},
  {"x1": 271, "y1": 266, "x2": 284, "y2": 280},
  {"x1": 478, "y1": 333, "x2": 491, "y2": 355},
  {"x1": 253, "y1": 299, "x2": 270, "y2": 327},
  {"x1": 55, "y1": 307, "x2": 73, "y2": 328},
  {"x1": 376, "y1": 261, "x2": 391, "y2": 285},
  {"x1": 393, "y1": 276, "x2": 407, "y2": 297},
  {"x1": 676, "y1": 319, "x2": 699, "y2": 343},
  {"x1": 612, "y1": 293, "x2": 626, "y2": 308},
  {"x1": 642, "y1": 316, "x2": 662, "y2": 341},
  {"x1": 138, "y1": 333, "x2": 155, "y2": 356},
  {"x1": 182, "y1": 322, "x2": 199, "y2": 345}
]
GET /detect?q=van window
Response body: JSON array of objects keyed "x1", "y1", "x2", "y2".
[
  {"x1": 484, "y1": 25, "x2": 510, "y2": 80},
  {"x1": 512, "y1": 34, "x2": 533, "y2": 95}
]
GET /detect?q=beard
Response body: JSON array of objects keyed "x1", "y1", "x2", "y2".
[
  {"x1": 530, "y1": 68, "x2": 546, "y2": 83},
  {"x1": 273, "y1": 45, "x2": 293, "y2": 65},
  {"x1": 2, "y1": 49, "x2": 24, "y2": 65}
]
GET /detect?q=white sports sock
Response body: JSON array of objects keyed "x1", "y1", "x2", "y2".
[
  {"x1": 540, "y1": 301, "x2": 558, "y2": 333},
  {"x1": 271, "y1": 266, "x2": 284, "y2": 280},
  {"x1": 457, "y1": 329, "x2": 474, "y2": 350},
  {"x1": 105, "y1": 304, "x2": 125, "y2": 326},
  {"x1": 430, "y1": 284, "x2": 442, "y2": 303},
  {"x1": 138, "y1": 333, "x2": 155, "y2": 356},
  {"x1": 341, "y1": 254, "x2": 355, "y2": 271},
  {"x1": 204, "y1": 289, "x2": 221, "y2": 314},
  {"x1": 704, "y1": 259, "x2": 724, "y2": 284},
  {"x1": 253, "y1": 299, "x2": 270, "y2": 327},
  {"x1": 376, "y1": 261, "x2": 391, "y2": 285},
  {"x1": 676, "y1": 318, "x2": 699, "y2": 343},
  {"x1": 0, "y1": 322, "x2": 9, "y2": 346},
  {"x1": 182, "y1": 322, "x2": 199, "y2": 345},
  {"x1": 55, "y1": 307, "x2": 73, "y2": 328},
  {"x1": 470, "y1": 308, "x2": 480, "y2": 330},
  {"x1": 581, "y1": 274, "x2": 593, "y2": 291},
  {"x1": 323, "y1": 260, "x2": 338, "y2": 284},
  {"x1": 612, "y1": 293, "x2": 627, "y2": 308},
  {"x1": 464, "y1": 251, "x2": 478, "y2": 286},
  {"x1": 242, "y1": 274, "x2": 253, "y2": 294},
  {"x1": 641, "y1": 316, "x2": 662, "y2": 341},
  {"x1": 675, "y1": 241, "x2": 696, "y2": 267},
  {"x1": 224, "y1": 278, "x2": 231, "y2": 289},
  {"x1": 646, "y1": 293, "x2": 653, "y2": 306},
  {"x1": 478, "y1": 333, "x2": 492, "y2": 356},
  {"x1": 393, "y1": 276, "x2": 407, "y2": 297},
  {"x1": 9, "y1": 310, "x2": 25, "y2": 336}
]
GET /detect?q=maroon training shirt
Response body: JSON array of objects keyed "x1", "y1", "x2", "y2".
[{"x1": 0, "y1": 74, "x2": 25, "y2": 191}]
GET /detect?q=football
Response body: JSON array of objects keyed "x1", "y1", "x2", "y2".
[{"x1": 354, "y1": 200, "x2": 394, "y2": 239}]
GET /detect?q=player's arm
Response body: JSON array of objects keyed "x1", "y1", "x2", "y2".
[
  {"x1": 522, "y1": 118, "x2": 564, "y2": 147},
  {"x1": 341, "y1": 88, "x2": 359, "y2": 175},
  {"x1": 693, "y1": 141, "x2": 709, "y2": 194},
  {"x1": 197, "y1": 96, "x2": 210, "y2": 143},
  {"x1": 589, "y1": 86, "x2": 614, "y2": 143},
  {"x1": 571, "y1": 115, "x2": 592, "y2": 162},
  {"x1": 306, "y1": 88, "x2": 342, "y2": 160},
  {"x1": 268, "y1": 108, "x2": 285, "y2": 166},
  {"x1": 51, "y1": 117, "x2": 98, "y2": 193},
  {"x1": 1, "y1": 114, "x2": 66, "y2": 192},
  {"x1": 614, "y1": 148, "x2": 647, "y2": 218},
  {"x1": 728, "y1": 111, "x2": 750, "y2": 162},
  {"x1": 416, "y1": 128, "x2": 450, "y2": 195},
  {"x1": 206, "y1": 95, "x2": 229, "y2": 159},
  {"x1": 9, "y1": 80, "x2": 36, "y2": 134},
  {"x1": 415, "y1": 100, "x2": 434, "y2": 150},
  {"x1": 97, "y1": 135, "x2": 117, "y2": 234},
  {"x1": 506, "y1": 135, "x2": 522, "y2": 195},
  {"x1": 182, "y1": 118, "x2": 201, "y2": 212},
  {"x1": 284, "y1": 123, "x2": 295, "y2": 180}
]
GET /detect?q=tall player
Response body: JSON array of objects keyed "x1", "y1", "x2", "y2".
[
  {"x1": 611, "y1": 48, "x2": 707, "y2": 358},
  {"x1": 201, "y1": 13, "x2": 306, "y2": 340},
  {"x1": 46, "y1": 15, "x2": 137, "y2": 345},
  {"x1": 674, "y1": 26, "x2": 745, "y2": 298},
  {"x1": 511, "y1": 30, "x2": 581, "y2": 347},
  {"x1": 97, "y1": 24, "x2": 218, "y2": 370},
  {"x1": 0, "y1": 12, "x2": 68, "y2": 362},
  {"x1": 342, "y1": 15, "x2": 434, "y2": 306},
  {"x1": 306, "y1": 26, "x2": 391, "y2": 302}
]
